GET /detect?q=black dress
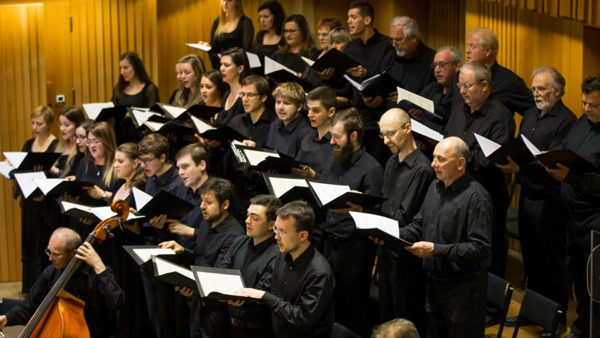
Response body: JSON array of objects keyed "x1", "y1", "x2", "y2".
[
  {"x1": 209, "y1": 15, "x2": 254, "y2": 70},
  {"x1": 111, "y1": 82, "x2": 159, "y2": 144},
  {"x1": 19, "y1": 138, "x2": 58, "y2": 293}
]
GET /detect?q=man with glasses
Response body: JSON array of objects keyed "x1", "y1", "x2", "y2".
[
  {"x1": 234, "y1": 200, "x2": 335, "y2": 337},
  {"x1": 445, "y1": 60, "x2": 515, "y2": 279},
  {"x1": 0, "y1": 228, "x2": 124, "y2": 336},
  {"x1": 138, "y1": 133, "x2": 182, "y2": 197}
]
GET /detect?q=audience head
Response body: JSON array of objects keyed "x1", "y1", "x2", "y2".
[
  {"x1": 379, "y1": 108, "x2": 413, "y2": 156},
  {"x1": 138, "y1": 133, "x2": 171, "y2": 177},
  {"x1": 220, "y1": 47, "x2": 251, "y2": 86},
  {"x1": 433, "y1": 46, "x2": 462, "y2": 88},
  {"x1": 241, "y1": 75, "x2": 270, "y2": 114},
  {"x1": 174, "y1": 54, "x2": 205, "y2": 107},
  {"x1": 199, "y1": 177, "x2": 235, "y2": 222},
  {"x1": 389, "y1": 16, "x2": 420, "y2": 58},
  {"x1": 117, "y1": 51, "x2": 152, "y2": 98},
  {"x1": 47, "y1": 227, "x2": 82, "y2": 270},
  {"x1": 200, "y1": 70, "x2": 227, "y2": 107},
  {"x1": 348, "y1": 1, "x2": 375, "y2": 36},
  {"x1": 317, "y1": 18, "x2": 342, "y2": 50},
  {"x1": 458, "y1": 60, "x2": 492, "y2": 112},
  {"x1": 328, "y1": 27, "x2": 352, "y2": 52},
  {"x1": 330, "y1": 107, "x2": 364, "y2": 164},
  {"x1": 307, "y1": 86, "x2": 337, "y2": 129},
  {"x1": 115, "y1": 142, "x2": 145, "y2": 187},
  {"x1": 175, "y1": 143, "x2": 209, "y2": 191},
  {"x1": 274, "y1": 200, "x2": 315, "y2": 256},
  {"x1": 30, "y1": 105, "x2": 54, "y2": 138},
  {"x1": 432, "y1": 136, "x2": 469, "y2": 187},
  {"x1": 466, "y1": 28, "x2": 498, "y2": 65},
  {"x1": 280, "y1": 14, "x2": 315, "y2": 56},
  {"x1": 371, "y1": 318, "x2": 420, "y2": 338},
  {"x1": 272, "y1": 82, "x2": 305, "y2": 125},
  {"x1": 246, "y1": 194, "x2": 282, "y2": 242},
  {"x1": 258, "y1": 0, "x2": 286, "y2": 35},
  {"x1": 581, "y1": 74, "x2": 600, "y2": 124}
]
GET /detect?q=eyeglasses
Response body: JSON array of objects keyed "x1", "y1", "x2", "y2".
[
  {"x1": 431, "y1": 61, "x2": 452, "y2": 69},
  {"x1": 272, "y1": 227, "x2": 288, "y2": 238},
  {"x1": 139, "y1": 157, "x2": 156, "y2": 165},
  {"x1": 283, "y1": 29, "x2": 299, "y2": 34},
  {"x1": 75, "y1": 135, "x2": 87, "y2": 141},
  {"x1": 239, "y1": 92, "x2": 259, "y2": 99},
  {"x1": 457, "y1": 81, "x2": 482, "y2": 90},
  {"x1": 379, "y1": 123, "x2": 408, "y2": 139},
  {"x1": 86, "y1": 139, "x2": 101, "y2": 146},
  {"x1": 45, "y1": 248, "x2": 64, "y2": 260},
  {"x1": 530, "y1": 86, "x2": 551, "y2": 94}
]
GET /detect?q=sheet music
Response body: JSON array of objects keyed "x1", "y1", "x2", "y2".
[
  {"x1": 162, "y1": 105, "x2": 187, "y2": 119},
  {"x1": 521, "y1": 135, "x2": 542, "y2": 156},
  {"x1": 264, "y1": 56, "x2": 297, "y2": 76},
  {"x1": 154, "y1": 257, "x2": 195, "y2": 280},
  {"x1": 343, "y1": 74, "x2": 381, "y2": 92},
  {"x1": 194, "y1": 270, "x2": 245, "y2": 296},
  {"x1": 185, "y1": 43, "x2": 212, "y2": 52},
  {"x1": 301, "y1": 56, "x2": 315, "y2": 66},
  {"x1": 0, "y1": 161, "x2": 15, "y2": 179},
  {"x1": 82, "y1": 102, "x2": 114, "y2": 120},
  {"x1": 60, "y1": 200, "x2": 92, "y2": 213},
  {"x1": 473, "y1": 133, "x2": 501, "y2": 158},
  {"x1": 267, "y1": 176, "x2": 308, "y2": 197},
  {"x1": 243, "y1": 149, "x2": 280, "y2": 166},
  {"x1": 4, "y1": 152, "x2": 28, "y2": 168},
  {"x1": 410, "y1": 118, "x2": 444, "y2": 142},
  {"x1": 132, "y1": 187, "x2": 153, "y2": 209},
  {"x1": 33, "y1": 178, "x2": 67, "y2": 195},
  {"x1": 91, "y1": 206, "x2": 144, "y2": 222},
  {"x1": 131, "y1": 109, "x2": 160, "y2": 125},
  {"x1": 246, "y1": 51, "x2": 261, "y2": 68},
  {"x1": 308, "y1": 181, "x2": 350, "y2": 205},
  {"x1": 190, "y1": 115, "x2": 215, "y2": 133},
  {"x1": 396, "y1": 87, "x2": 435, "y2": 114},
  {"x1": 14, "y1": 172, "x2": 46, "y2": 198},
  {"x1": 143, "y1": 121, "x2": 165, "y2": 132},
  {"x1": 349, "y1": 211, "x2": 400, "y2": 238},
  {"x1": 133, "y1": 248, "x2": 176, "y2": 263}
]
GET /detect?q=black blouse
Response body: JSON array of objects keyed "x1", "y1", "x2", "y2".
[
  {"x1": 209, "y1": 15, "x2": 254, "y2": 70},
  {"x1": 111, "y1": 81, "x2": 159, "y2": 108}
]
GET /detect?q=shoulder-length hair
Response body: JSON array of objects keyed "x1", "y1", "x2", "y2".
[
  {"x1": 221, "y1": 47, "x2": 251, "y2": 83},
  {"x1": 278, "y1": 14, "x2": 315, "y2": 57},
  {"x1": 56, "y1": 106, "x2": 86, "y2": 163},
  {"x1": 258, "y1": 0, "x2": 286, "y2": 35},
  {"x1": 215, "y1": 0, "x2": 245, "y2": 36},
  {"x1": 87, "y1": 121, "x2": 117, "y2": 187},
  {"x1": 115, "y1": 51, "x2": 152, "y2": 99},
  {"x1": 116, "y1": 142, "x2": 146, "y2": 189},
  {"x1": 174, "y1": 54, "x2": 206, "y2": 108}
]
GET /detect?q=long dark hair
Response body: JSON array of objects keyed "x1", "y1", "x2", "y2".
[
  {"x1": 116, "y1": 51, "x2": 152, "y2": 99},
  {"x1": 221, "y1": 47, "x2": 251, "y2": 83},
  {"x1": 258, "y1": 0, "x2": 286, "y2": 35}
]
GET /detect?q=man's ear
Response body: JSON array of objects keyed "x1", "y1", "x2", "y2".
[
  {"x1": 221, "y1": 199, "x2": 230, "y2": 211},
  {"x1": 364, "y1": 16, "x2": 372, "y2": 26}
]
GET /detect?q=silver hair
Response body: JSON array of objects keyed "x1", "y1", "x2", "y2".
[
  {"x1": 437, "y1": 46, "x2": 463, "y2": 65},
  {"x1": 532, "y1": 66, "x2": 565, "y2": 97},
  {"x1": 460, "y1": 60, "x2": 492, "y2": 86},
  {"x1": 390, "y1": 16, "x2": 420, "y2": 39}
]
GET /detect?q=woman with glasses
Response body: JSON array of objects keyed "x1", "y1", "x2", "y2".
[{"x1": 315, "y1": 18, "x2": 342, "y2": 59}]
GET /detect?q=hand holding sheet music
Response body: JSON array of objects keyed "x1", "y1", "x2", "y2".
[{"x1": 349, "y1": 211, "x2": 413, "y2": 249}]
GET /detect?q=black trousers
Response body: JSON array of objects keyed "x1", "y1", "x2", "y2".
[
  {"x1": 518, "y1": 192, "x2": 569, "y2": 308},
  {"x1": 426, "y1": 271, "x2": 487, "y2": 338}
]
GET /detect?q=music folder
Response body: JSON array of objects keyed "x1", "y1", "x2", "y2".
[
  {"x1": 123, "y1": 245, "x2": 177, "y2": 267},
  {"x1": 14, "y1": 172, "x2": 46, "y2": 198},
  {"x1": 410, "y1": 118, "x2": 444, "y2": 148},
  {"x1": 310, "y1": 48, "x2": 360, "y2": 75},
  {"x1": 235, "y1": 145, "x2": 306, "y2": 174},
  {"x1": 186, "y1": 105, "x2": 222, "y2": 122},
  {"x1": 306, "y1": 180, "x2": 386, "y2": 209},
  {"x1": 191, "y1": 265, "x2": 263, "y2": 303},
  {"x1": 344, "y1": 72, "x2": 401, "y2": 98},
  {"x1": 3, "y1": 152, "x2": 61, "y2": 175},
  {"x1": 263, "y1": 173, "x2": 314, "y2": 205},
  {"x1": 34, "y1": 178, "x2": 95, "y2": 197},
  {"x1": 473, "y1": 133, "x2": 535, "y2": 165},
  {"x1": 520, "y1": 135, "x2": 597, "y2": 172},
  {"x1": 82, "y1": 102, "x2": 127, "y2": 122},
  {"x1": 132, "y1": 187, "x2": 195, "y2": 220},
  {"x1": 140, "y1": 120, "x2": 196, "y2": 139},
  {"x1": 129, "y1": 108, "x2": 168, "y2": 128},
  {"x1": 152, "y1": 256, "x2": 199, "y2": 293},
  {"x1": 59, "y1": 201, "x2": 144, "y2": 222},
  {"x1": 264, "y1": 56, "x2": 312, "y2": 92},
  {"x1": 395, "y1": 87, "x2": 441, "y2": 120},
  {"x1": 349, "y1": 211, "x2": 413, "y2": 249},
  {"x1": 189, "y1": 115, "x2": 246, "y2": 142},
  {"x1": 149, "y1": 103, "x2": 189, "y2": 121}
]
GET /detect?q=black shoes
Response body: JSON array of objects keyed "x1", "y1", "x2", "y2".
[
  {"x1": 505, "y1": 316, "x2": 534, "y2": 327},
  {"x1": 539, "y1": 321, "x2": 567, "y2": 338}
]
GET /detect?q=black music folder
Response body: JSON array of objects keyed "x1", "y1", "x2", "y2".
[
  {"x1": 344, "y1": 72, "x2": 402, "y2": 98},
  {"x1": 35, "y1": 179, "x2": 95, "y2": 197},
  {"x1": 307, "y1": 180, "x2": 386, "y2": 209},
  {"x1": 191, "y1": 265, "x2": 264, "y2": 303},
  {"x1": 310, "y1": 48, "x2": 360, "y2": 75},
  {"x1": 152, "y1": 256, "x2": 199, "y2": 293},
  {"x1": 263, "y1": 173, "x2": 315, "y2": 205},
  {"x1": 133, "y1": 188, "x2": 195, "y2": 220},
  {"x1": 190, "y1": 115, "x2": 246, "y2": 142},
  {"x1": 234, "y1": 145, "x2": 306, "y2": 174},
  {"x1": 473, "y1": 133, "x2": 535, "y2": 165},
  {"x1": 3, "y1": 152, "x2": 61, "y2": 174},
  {"x1": 537, "y1": 149, "x2": 597, "y2": 172}
]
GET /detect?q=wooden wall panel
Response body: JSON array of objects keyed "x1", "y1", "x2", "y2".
[{"x1": 0, "y1": 3, "x2": 46, "y2": 282}]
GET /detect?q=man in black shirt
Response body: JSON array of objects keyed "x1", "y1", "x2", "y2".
[
  {"x1": 0, "y1": 228, "x2": 124, "y2": 337},
  {"x1": 235, "y1": 200, "x2": 335, "y2": 338},
  {"x1": 138, "y1": 133, "x2": 183, "y2": 197},
  {"x1": 229, "y1": 75, "x2": 276, "y2": 148},
  {"x1": 445, "y1": 60, "x2": 515, "y2": 278},
  {"x1": 219, "y1": 194, "x2": 281, "y2": 337},
  {"x1": 545, "y1": 74, "x2": 600, "y2": 338},
  {"x1": 497, "y1": 67, "x2": 575, "y2": 333},
  {"x1": 400, "y1": 137, "x2": 492, "y2": 337}
]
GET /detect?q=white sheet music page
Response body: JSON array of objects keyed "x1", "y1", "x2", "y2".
[
  {"x1": 349, "y1": 211, "x2": 400, "y2": 238},
  {"x1": 132, "y1": 187, "x2": 153, "y2": 210},
  {"x1": 133, "y1": 248, "x2": 176, "y2": 263},
  {"x1": 521, "y1": 135, "x2": 542, "y2": 156},
  {"x1": 82, "y1": 102, "x2": 114, "y2": 120},
  {"x1": 301, "y1": 56, "x2": 315, "y2": 66},
  {"x1": 409, "y1": 118, "x2": 444, "y2": 142},
  {"x1": 14, "y1": 171, "x2": 46, "y2": 198},
  {"x1": 131, "y1": 109, "x2": 160, "y2": 125},
  {"x1": 33, "y1": 178, "x2": 67, "y2": 195},
  {"x1": 268, "y1": 176, "x2": 308, "y2": 197},
  {"x1": 162, "y1": 105, "x2": 187, "y2": 119},
  {"x1": 60, "y1": 201, "x2": 92, "y2": 213},
  {"x1": 4, "y1": 152, "x2": 28, "y2": 168},
  {"x1": 194, "y1": 270, "x2": 245, "y2": 296},
  {"x1": 246, "y1": 51, "x2": 261, "y2": 68},
  {"x1": 309, "y1": 181, "x2": 350, "y2": 205},
  {"x1": 264, "y1": 56, "x2": 297, "y2": 76},
  {"x1": 243, "y1": 149, "x2": 279, "y2": 166},
  {"x1": 186, "y1": 43, "x2": 212, "y2": 52},
  {"x1": 473, "y1": 133, "x2": 501, "y2": 158},
  {"x1": 0, "y1": 161, "x2": 15, "y2": 179},
  {"x1": 91, "y1": 206, "x2": 144, "y2": 222},
  {"x1": 190, "y1": 115, "x2": 215, "y2": 133},
  {"x1": 154, "y1": 257, "x2": 194, "y2": 279},
  {"x1": 396, "y1": 87, "x2": 435, "y2": 115},
  {"x1": 142, "y1": 121, "x2": 165, "y2": 132}
]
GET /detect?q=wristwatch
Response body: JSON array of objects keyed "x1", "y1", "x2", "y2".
[{"x1": 101, "y1": 190, "x2": 107, "y2": 199}]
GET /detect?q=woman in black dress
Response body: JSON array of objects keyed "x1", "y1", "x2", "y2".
[
  {"x1": 50, "y1": 106, "x2": 86, "y2": 178},
  {"x1": 171, "y1": 54, "x2": 206, "y2": 108},
  {"x1": 200, "y1": 70, "x2": 227, "y2": 108},
  {"x1": 20, "y1": 106, "x2": 58, "y2": 292},
  {"x1": 252, "y1": 0, "x2": 286, "y2": 62},
  {"x1": 214, "y1": 47, "x2": 251, "y2": 127}
]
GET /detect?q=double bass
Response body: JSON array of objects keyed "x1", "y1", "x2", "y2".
[{"x1": 17, "y1": 200, "x2": 129, "y2": 338}]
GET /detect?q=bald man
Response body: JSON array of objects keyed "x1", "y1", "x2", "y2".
[
  {"x1": 399, "y1": 137, "x2": 492, "y2": 337},
  {"x1": 0, "y1": 228, "x2": 124, "y2": 337}
]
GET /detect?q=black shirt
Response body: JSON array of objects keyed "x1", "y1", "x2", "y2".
[
  {"x1": 344, "y1": 29, "x2": 394, "y2": 78},
  {"x1": 379, "y1": 41, "x2": 436, "y2": 96},
  {"x1": 144, "y1": 164, "x2": 183, "y2": 197},
  {"x1": 261, "y1": 244, "x2": 335, "y2": 338},
  {"x1": 318, "y1": 147, "x2": 384, "y2": 238},
  {"x1": 559, "y1": 115, "x2": 600, "y2": 221},
  {"x1": 229, "y1": 108, "x2": 277, "y2": 148},
  {"x1": 5, "y1": 264, "x2": 124, "y2": 338},
  {"x1": 252, "y1": 30, "x2": 284, "y2": 62},
  {"x1": 190, "y1": 214, "x2": 244, "y2": 267},
  {"x1": 165, "y1": 184, "x2": 204, "y2": 249},
  {"x1": 518, "y1": 100, "x2": 576, "y2": 195},
  {"x1": 75, "y1": 158, "x2": 116, "y2": 206},
  {"x1": 265, "y1": 116, "x2": 311, "y2": 158},
  {"x1": 444, "y1": 96, "x2": 515, "y2": 193},
  {"x1": 209, "y1": 15, "x2": 254, "y2": 70},
  {"x1": 216, "y1": 92, "x2": 245, "y2": 128},
  {"x1": 399, "y1": 174, "x2": 493, "y2": 278},
  {"x1": 218, "y1": 235, "x2": 279, "y2": 325},
  {"x1": 295, "y1": 130, "x2": 332, "y2": 175},
  {"x1": 418, "y1": 81, "x2": 454, "y2": 128},
  {"x1": 111, "y1": 82, "x2": 159, "y2": 108}
]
